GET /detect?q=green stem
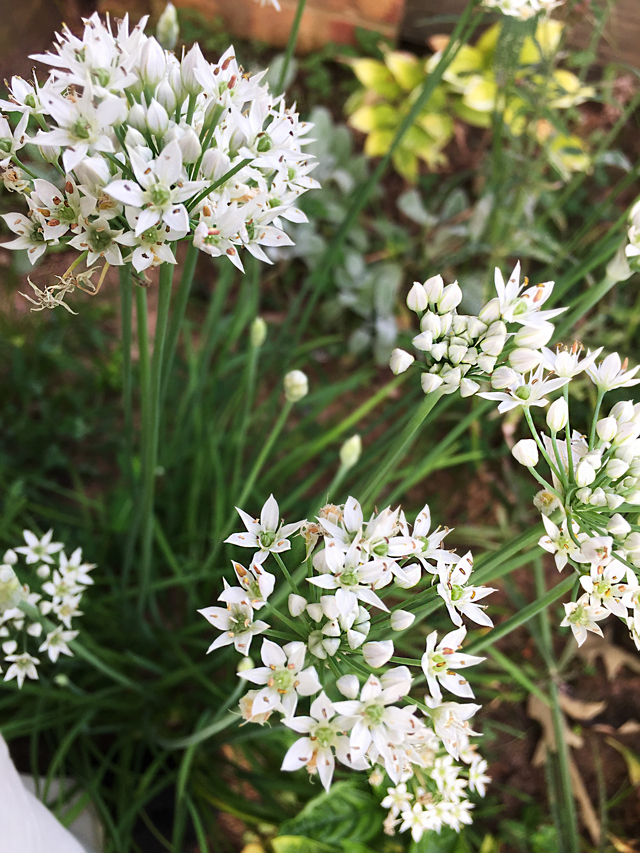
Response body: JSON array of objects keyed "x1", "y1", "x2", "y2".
[
  {"x1": 563, "y1": 385, "x2": 574, "y2": 482},
  {"x1": 360, "y1": 390, "x2": 445, "y2": 507},
  {"x1": 276, "y1": 0, "x2": 307, "y2": 94},
  {"x1": 119, "y1": 266, "x2": 134, "y2": 490},
  {"x1": 161, "y1": 241, "x2": 199, "y2": 401},
  {"x1": 589, "y1": 389, "x2": 606, "y2": 450},
  {"x1": 186, "y1": 159, "x2": 253, "y2": 212},
  {"x1": 138, "y1": 263, "x2": 175, "y2": 614}
]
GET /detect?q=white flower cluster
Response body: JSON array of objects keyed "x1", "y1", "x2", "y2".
[
  {"x1": 0, "y1": 530, "x2": 94, "y2": 687},
  {"x1": 625, "y1": 198, "x2": 640, "y2": 273},
  {"x1": 198, "y1": 495, "x2": 494, "y2": 841},
  {"x1": 391, "y1": 262, "x2": 564, "y2": 397},
  {"x1": 482, "y1": 0, "x2": 564, "y2": 19},
  {"x1": 0, "y1": 12, "x2": 317, "y2": 310}
]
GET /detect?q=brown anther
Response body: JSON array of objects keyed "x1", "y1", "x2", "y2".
[{"x1": 65, "y1": 181, "x2": 73, "y2": 194}]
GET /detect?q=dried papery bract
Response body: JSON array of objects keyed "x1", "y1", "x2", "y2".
[{"x1": 199, "y1": 494, "x2": 493, "y2": 841}]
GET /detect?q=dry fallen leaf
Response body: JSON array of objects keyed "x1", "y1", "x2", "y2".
[
  {"x1": 606, "y1": 738, "x2": 640, "y2": 786},
  {"x1": 609, "y1": 834, "x2": 640, "y2": 852},
  {"x1": 527, "y1": 694, "x2": 601, "y2": 844},
  {"x1": 558, "y1": 693, "x2": 606, "y2": 721},
  {"x1": 577, "y1": 630, "x2": 640, "y2": 680}
]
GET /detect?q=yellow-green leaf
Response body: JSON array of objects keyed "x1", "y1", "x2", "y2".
[
  {"x1": 462, "y1": 76, "x2": 497, "y2": 113},
  {"x1": 348, "y1": 58, "x2": 402, "y2": 99},
  {"x1": 348, "y1": 104, "x2": 398, "y2": 134},
  {"x1": 384, "y1": 50, "x2": 425, "y2": 91},
  {"x1": 364, "y1": 128, "x2": 395, "y2": 158}
]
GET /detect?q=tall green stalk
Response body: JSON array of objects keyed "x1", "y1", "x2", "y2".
[
  {"x1": 119, "y1": 266, "x2": 134, "y2": 489},
  {"x1": 277, "y1": 0, "x2": 307, "y2": 94}
]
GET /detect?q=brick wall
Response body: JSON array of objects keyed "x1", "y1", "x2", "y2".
[{"x1": 97, "y1": 0, "x2": 404, "y2": 52}]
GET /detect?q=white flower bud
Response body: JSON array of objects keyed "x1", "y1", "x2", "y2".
[
  {"x1": 607, "y1": 514, "x2": 631, "y2": 537},
  {"x1": 606, "y1": 458, "x2": 628, "y2": 480},
  {"x1": 288, "y1": 594, "x2": 307, "y2": 617},
  {"x1": 480, "y1": 334, "x2": 506, "y2": 357},
  {"x1": 336, "y1": 674, "x2": 360, "y2": 699},
  {"x1": 394, "y1": 563, "x2": 421, "y2": 588},
  {"x1": 420, "y1": 311, "x2": 441, "y2": 337},
  {"x1": 476, "y1": 354, "x2": 497, "y2": 373},
  {"x1": 284, "y1": 370, "x2": 308, "y2": 403},
  {"x1": 2, "y1": 550, "x2": 17, "y2": 565},
  {"x1": 423, "y1": 274, "x2": 444, "y2": 303},
  {"x1": 390, "y1": 348, "x2": 415, "y2": 375},
  {"x1": 512, "y1": 439, "x2": 539, "y2": 467},
  {"x1": 157, "y1": 2, "x2": 180, "y2": 51},
  {"x1": 177, "y1": 128, "x2": 202, "y2": 164},
  {"x1": 589, "y1": 487, "x2": 607, "y2": 506},
  {"x1": 181, "y1": 44, "x2": 205, "y2": 96},
  {"x1": 237, "y1": 656, "x2": 254, "y2": 672},
  {"x1": 625, "y1": 532, "x2": 640, "y2": 554},
  {"x1": 38, "y1": 145, "x2": 61, "y2": 165},
  {"x1": 430, "y1": 342, "x2": 447, "y2": 361},
  {"x1": 36, "y1": 565, "x2": 50, "y2": 579},
  {"x1": 611, "y1": 400, "x2": 635, "y2": 423},
  {"x1": 460, "y1": 378, "x2": 480, "y2": 397},
  {"x1": 448, "y1": 344, "x2": 467, "y2": 366},
  {"x1": 421, "y1": 373, "x2": 444, "y2": 394},
  {"x1": 412, "y1": 331, "x2": 433, "y2": 352},
  {"x1": 390, "y1": 610, "x2": 415, "y2": 631},
  {"x1": 513, "y1": 323, "x2": 554, "y2": 349},
  {"x1": 362, "y1": 640, "x2": 394, "y2": 668},
  {"x1": 340, "y1": 434, "x2": 362, "y2": 470},
  {"x1": 155, "y1": 79, "x2": 177, "y2": 114},
  {"x1": 491, "y1": 367, "x2": 517, "y2": 389},
  {"x1": 546, "y1": 398, "x2": 568, "y2": 433},
  {"x1": 478, "y1": 297, "x2": 501, "y2": 323},
  {"x1": 407, "y1": 281, "x2": 428, "y2": 312},
  {"x1": 596, "y1": 417, "x2": 617, "y2": 442},
  {"x1": 250, "y1": 317, "x2": 267, "y2": 348},
  {"x1": 575, "y1": 458, "x2": 596, "y2": 487},
  {"x1": 467, "y1": 317, "x2": 487, "y2": 339},
  {"x1": 27, "y1": 622, "x2": 42, "y2": 637},
  {"x1": 627, "y1": 491, "x2": 640, "y2": 505},
  {"x1": 509, "y1": 348, "x2": 542, "y2": 372},
  {"x1": 438, "y1": 282, "x2": 462, "y2": 313},
  {"x1": 146, "y1": 99, "x2": 169, "y2": 136},
  {"x1": 614, "y1": 422, "x2": 640, "y2": 446},
  {"x1": 200, "y1": 147, "x2": 231, "y2": 182},
  {"x1": 140, "y1": 37, "x2": 167, "y2": 87},
  {"x1": 2, "y1": 640, "x2": 17, "y2": 655},
  {"x1": 128, "y1": 103, "x2": 148, "y2": 134},
  {"x1": 306, "y1": 603, "x2": 323, "y2": 622}
]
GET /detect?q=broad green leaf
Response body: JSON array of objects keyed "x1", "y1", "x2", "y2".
[
  {"x1": 278, "y1": 782, "x2": 383, "y2": 844},
  {"x1": 272, "y1": 837, "x2": 336, "y2": 853}
]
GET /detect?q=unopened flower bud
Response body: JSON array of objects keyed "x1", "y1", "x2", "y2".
[
  {"x1": 155, "y1": 80, "x2": 177, "y2": 115},
  {"x1": 362, "y1": 640, "x2": 394, "y2": 668},
  {"x1": 201, "y1": 147, "x2": 231, "y2": 182},
  {"x1": 423, "y1": 274, "x2": 443, "y2": 303},
  {"x1": 480, "y1": 334, "x2": 506, "y2": 357},
  {"x1": 509, "y1": 348, "x2": 542, "y2": 372},
  {"x1": 147, "y1": 99, "x2": 169, "y2": 136},
  {"x1": 512, "y1": 439, "x2": 539, "y2": 467},
  {"x1": 250, "y1": 317, "x2": 267, "y2": 348},
  {"x1": 430, "y1": 342, "x2": 447, "y2": 361},
  {"x1": 284, "y1": 370, "x2": 308, "y2": 403},
  {"x1": 394, "y1": 563, "x2": 421, "y2": 588},
  {"x1": 36, "y1": 565, "x2": 50, "y2": 579},
  {"x1": 177, "y1": 128, "x2": 201, "y2": 164},
  {"x1": 611, "y1": 400, "x2": 634, "y2": 423},
  {"x1": 606, "y1": 458, "x2": 628, "y2": 480},
  {"x1": 390, "y1": 610, "x2": 415, "y2": 631},
  {"x1": 614, "y1": 422, "x2": 640, "y2": 446},
  {"x1": 596, "y1": 417, "x2": 617, "y2": 443},
  {"x1": 390, "y1": 348, "x2": 415, "y2": 375},
  {"x1": 491, "y1": 367, "x2": 518, "y2": 389},
  {"x1": 128, "y1": 103, "x2": 148, "y2": 133},
  {"x1": 412, "y1": 331, "x2": 433, "y2": 352},
  {"x1": 476, "y1": 354, "x2": 497, "y2": 373},
  {"x1": 140, "y1": 37, "x2": 167, "y2": 87},
  {"x1": 421, "y1": 373, "x2": 444, "y2": 394},
  {"x1": 513, "y1": 323, "x2": 554, "y2": 349},
  {"x1": 336, "y1": 674, "x2": 360, "y2": 699},
  {"x1": 38, "y1": 145, "x2": 61, "y2": 165},
  {"x1": 420, "y1": 311, "x2": 442, "y2": 337},
  {"x1": 546, "y1": 398, "x2": 568, "y2": 433},
  {"x1": 288, "y1": 594, "x2": 307, "y2": 617},
  {"x1": 157, "y1": 2, "x2": 180, "y2": 51},
  {"x1": 608, "y1": 514, "x2": 631, "y2": 537},
  {"x1": 2, "y1": 550, "x2": 17, "y2": 565},
  {"x1": 407, "y1": 281, "x2": 427, "y2": 312},
  {"x1": 181, "y1": 44, "x2": 204, "y2": 96},
  {"x1": 340, "y1": 434, "x2": 362, "y2": 470},
  {"x1": 575, "y1": 458, "x2": 596, "y2": 487},
  {"x1": 306, "y1": 603, "x2": 323, "y2": 622},
  {"x1": 460, "y1": 378, "x2": 480, "y2": 397},
  {"x1": 438, "y1": 282, "x2": 462, "y2": 313},
  {"x1": 237, "y1": 656, "x2": 254, "y2": 673},
  {"x1": 478, "y1": 297, "x2": 501, "y2": 323}
]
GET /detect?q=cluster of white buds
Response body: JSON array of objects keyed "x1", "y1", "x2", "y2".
[
  {"x1": 0, "y1": 12, "x2": 318, "y2": 310},
  {"x1": 198, "y1": 495, "x2": 493, "y2": 841},
  {"x1": 0, "y1": 530, "x2": 94, "y2": 687},
  {"x1": 391, "y1": 263, "x2": 563, "y2": 397},
  {"x1": 625, "y1": 198, "x2": 640, "y2": 273},
  {"x1": 482, "y1": 0, "x2": 564, "y2": 19}
]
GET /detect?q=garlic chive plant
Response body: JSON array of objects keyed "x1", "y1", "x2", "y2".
[
  {"x1": 395, "y1": 260, "x2": 640, "y2": 655},
  {"x1": 0, "y1": 531, "x2": 93, "y2": 688},
  {"x1": 1, "y1": 11, "x2": 318, "y2": 308},
  {"x1": 199, "y1": 495, "x2": 494, "y2": 840}
]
